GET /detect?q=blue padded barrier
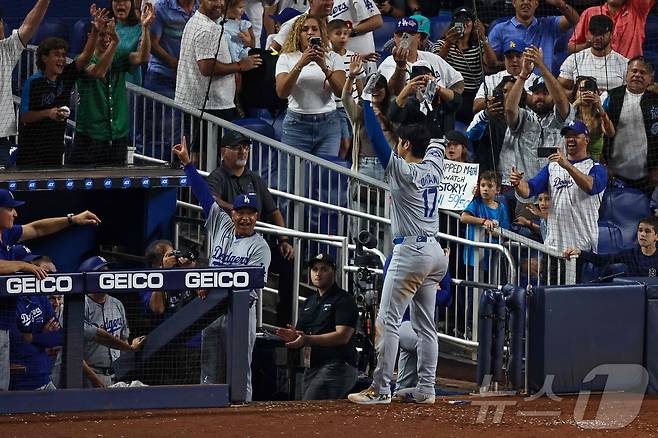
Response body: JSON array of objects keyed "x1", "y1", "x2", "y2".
[
  {"x1": 68, "y1": 19, "x2": 90, "y2": 56},
  {"x1": 32, "y1": 19, "x2": 69, "y2": 44},
  {"x1": 615, "y1": 277, "x2": 658, "y2": 394},
  {"x1": 528, "y1": 283, "x2": 646, "y2": 394}
]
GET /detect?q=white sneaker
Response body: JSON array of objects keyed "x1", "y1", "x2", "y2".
[
  {"x1": 347, "y1": 387, "x2": 391, "y2": 405},
  {"x1": 394, "y1": 388, "x2": 435, "y2": 404}
]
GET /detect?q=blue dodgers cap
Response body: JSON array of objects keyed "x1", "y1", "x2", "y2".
[
  {"x1": 232, "y1": 193, "x2": 259, "y2": 211},
  {"x1": 269, "y1": 7, "x2": 302, "y2": 24},
  {"x1": 0, "y1": 189, "x2": 25, "y2": 208},
  {"x1": 503, "y1": 38, "x2": 526, "y2": 55},
  {"x1": 561, "y1": 119, "x2": 590, "y2": 136},
  {"x1": 396, "y1": 17, "x2": 419, "y2": 33},
  {"x1": 10, "y1": 245, "x2": 42, "y2": 262},
  {"x1": 78, "y1": 256, "x2": 111, "y2": 272}
]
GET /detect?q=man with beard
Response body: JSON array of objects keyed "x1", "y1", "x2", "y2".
[
  {"x1": 472, "y1": 39, "x2": 539, "y2": 114},
  {"x1": 603, "y1": 57, "x2": 658, "y2": 195},
  {"x1": 558, "y1": 15, "x2": 628, "y2": 93},
  {"x1": 568, "y1": 0, "x2": 654, "y2": 59},
  {"x1": 511, "y1": 119, "x2": 607, "y2": 253},
  {"x1": 503, "y1": 45, "x2": 573, "y2": 210}
]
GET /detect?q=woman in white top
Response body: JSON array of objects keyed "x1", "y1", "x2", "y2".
[{"x1": 275, "y1": 15, "x2": 346, "y2": 157}]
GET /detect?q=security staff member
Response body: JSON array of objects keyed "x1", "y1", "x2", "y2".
[{"x1": 276, "y1": 253, "x2": 358, "y2": 400}]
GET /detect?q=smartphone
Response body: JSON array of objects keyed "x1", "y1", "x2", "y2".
[
  {"x1": 363, "y1": 72, "x2": 382, "y2": 96},
  {"x1": 581, "y1": 77, "x2": 598, "y2": 92},
  {"x1": 422, "y1": 79, "x2": 438, "y2": 103},
  {"x1": 410, "y1": 66, "x2": 428, "y2": 79},
  {"x1": 399, "y1": 32, "x2": 411, "y2": 50},
  {"x1": 453, "y1": 22, "x2": 465, "y2": 37},
  {"x1": 309, "y1": 36, "x2": 321, "y2": 48},
  {"x1": 537, "y1": 147, "x2": 558, "y2": 158},
  {"x1": 492, "y1": 88, "x2": 505, "y2": 105}
]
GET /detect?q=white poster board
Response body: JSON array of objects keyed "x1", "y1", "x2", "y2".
[{"x1": 436, "y1": 160, "x2": 479, "y2": 211}]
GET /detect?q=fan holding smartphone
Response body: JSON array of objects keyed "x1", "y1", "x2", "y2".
[
  {"x1": 510, "y1": 119, "x2": 608, "y2": 254},
  {"x1": 571, "y1": 76, "x2": 615, "y2": 160}
]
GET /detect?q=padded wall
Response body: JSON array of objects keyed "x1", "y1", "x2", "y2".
[{"x1": 528, "y1": 283, "x2": 646, "y2": 394}]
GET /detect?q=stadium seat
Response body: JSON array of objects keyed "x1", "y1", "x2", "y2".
[
  {"x1": 429, "y1": 16, "x2": 450, "y2": 42},
  {"x1": 599, "y1": 187, "x2": 651, "y2": 248},
  {"x1": 68, "y1": 19, "x2": 90, "y2": 56},
  {"x1": 31, "y1": 19, "x2": 69, "y2": 44},
  {"x1": 373, "y1": 16, "x2": 397, "y2": 52},
  {"x1": 597, "y1": 220, "x2": 625, "y2": 254}
]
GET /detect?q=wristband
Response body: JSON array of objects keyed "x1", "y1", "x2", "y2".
[{"x1": 67, "y1": 213, "x2": 74, "y2": 225}]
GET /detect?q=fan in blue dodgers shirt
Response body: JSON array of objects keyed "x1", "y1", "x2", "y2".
[
  {"x1": 8, "y1": 245, "x2": 61, "y2": 390},
  {"x1": 0, "y1": 189, "x2": 100, "y2": 392},
  {"x1": 172, "y1": 136, "x2": 271, "y2": 403}
]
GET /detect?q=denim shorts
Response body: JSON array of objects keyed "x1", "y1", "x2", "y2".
[
  {"x1": 336, "y1": 107, "x2": 353, "y2": 140},
  {"x1": 281, "y1": 110, "x2": 340, "y2": 157}
]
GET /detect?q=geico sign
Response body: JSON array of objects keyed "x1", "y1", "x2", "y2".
[
  {"x1": 7, "y1": 277, "x2": 74, "y2": 294},
  {"x1": 98, "y1": 273, "x2": 164, "y2": 290},
  {"x1": 185, "y1": 271, "x2": 250, "y2": 288}
]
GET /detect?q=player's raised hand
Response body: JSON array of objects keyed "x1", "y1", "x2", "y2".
[
  {"x1": 172, "y1": 136, "x2": 191, "y2": 165},
  {"x1": 72, "y1": 211, "x2": 101, "y2": 226},
  {"x1": 509, "y1": 166, "x2": 524, "y2": 187}
]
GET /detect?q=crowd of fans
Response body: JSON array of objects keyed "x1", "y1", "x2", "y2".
[{"x1": 1, "y1": 0, "x2": 658, "y2": 400}]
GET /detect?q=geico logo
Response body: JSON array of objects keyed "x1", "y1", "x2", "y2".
[
  {"x1": 185, "y1": 271, "x2": 250, "y2": 288},
  {"x1": 99, "y1": 273, "x2": 164, "y2": 290},
  {"x1": 6, "y1": 277, "x2": 73, "y2": 294}
]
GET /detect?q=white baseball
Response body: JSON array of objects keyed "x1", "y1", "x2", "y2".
[{"x1": 59, "y1": 106, "x2": 71, "y2": 118}]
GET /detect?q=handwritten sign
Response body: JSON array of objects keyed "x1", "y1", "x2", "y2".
[{"x1": 436, "y1": 160, "x2": 479, "y2": 211}]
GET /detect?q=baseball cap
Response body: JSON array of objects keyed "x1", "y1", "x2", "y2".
[
  {"x1": 10, "y1": 245, "x2": 42, "y2": 262},
  {"x1": 221, "y1": 130, "x2": 251, "y2": 148},
  {"x1": 306, "y1": 253, "x2": 336, "y2": 270},
  {"x1": 589, "y1": 15, "x2": 613, "y2": 35},
  {"x1": 396, "y1": 17, "x2": 419, "y2": 34},
  {"x1": 269, "y1": 7, "x2": 302, "y2": 24},
  {"x1": 0, "y1": 189, "x2": 25, "y2": 209},
  {"x1": 232, "y1": 193, "x2": 259, "y2": 211},
  {"x1": 503, "y1": 39, "x2": 526, "y2": 55},
  {"x1": 445, "y1": 130, "x2": 468, "y2": 145},
  {"x1": 410, "y1": 14, "x2": 430, "y2": 36},
  {"x1": 452, "y1": 7, "x2": 474, "y2": 21},
  {"x1": 528, "y1": 76, "x2": 548, "y2": 93},
  {"x1": 78, "y1": 256, "x2": 111, "y2": 272},
  {"x1": 560, "y1": 119, "x2": 590, "y2": 136}
]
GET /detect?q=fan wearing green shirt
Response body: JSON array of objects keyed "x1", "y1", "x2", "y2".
[{"x1": 69, "y1": 3, "x2": 155, "y2": 168}]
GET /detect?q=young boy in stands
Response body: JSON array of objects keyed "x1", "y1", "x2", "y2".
[
  {"x1": 564, "y1": 217, "x2": 658, "y2": 277},
  {"x1": 327, "y1": 19, "x2": 363, "y2": 159},
  {"x1": 17, "y1": 5, "x2": 113, "y2": 168}
]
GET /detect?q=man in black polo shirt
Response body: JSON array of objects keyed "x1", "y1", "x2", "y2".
[
  {"x1": 206, "y1": 129, "x2": 295, "y2": 326},
  {"x1": 276, "y1": 253, "x2": 358, "y2": 400}
]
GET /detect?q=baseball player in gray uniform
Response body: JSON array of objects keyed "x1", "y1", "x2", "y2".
[
  {"x1": 173, "y1": 138, "x2": 271, "y2": 402},
  {"x1": 79, "y1": 256, "x2": 145, "y2": 387},
  {"x1": 348, "y1": 100, "x2": 448, "y2": 405}
]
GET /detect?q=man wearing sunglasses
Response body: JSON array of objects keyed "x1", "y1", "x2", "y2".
[{"x1": 206, "y1": 130, "x2": 295, "y2": 327}]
